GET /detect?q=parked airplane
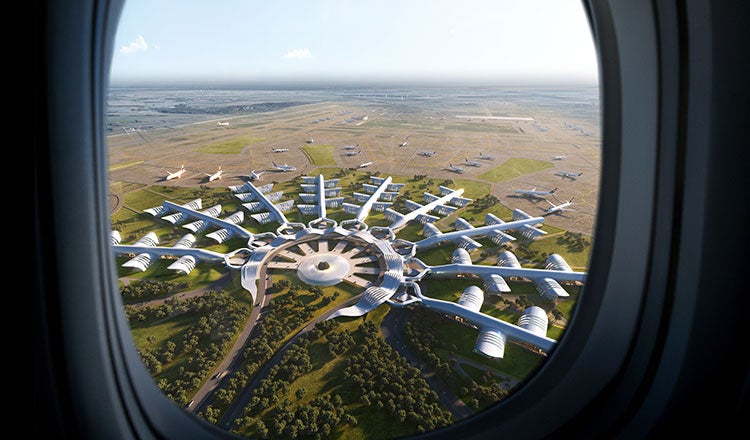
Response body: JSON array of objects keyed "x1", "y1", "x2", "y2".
[
  {"x1": 464, "y1": 158, "x2": 483, "y2": 167},
  {"x1": 514, "y1": 187, "x2": 558, "y2": 199},
  {"x1": 419, "y1": 151, "x2": 437, "y2": 157},
  {"x1": 343, "y1": 145, "x2": 359, "y2": 150},
  {"x1": 553, "y1": 154, "x2": 567, "y2": 160},
  {"x1": 271, "y1": 148, "x2": 289, "y2": 153},
  {"x1": 344, "y1": 150, "x2": 361, "y2": 157},
  {"x1": 358, "y1": 161, "x2": 373, "y2": 168},
  {"x1": 205, "y1": 166, "x2": 223, "y2": 182},
  {"x1": 217, "y1": 121, "x2": 229, "y2": 126},
  {"x1": 544, "y1": 198, "x2": 575, "y2": 215},
  {"x1": 165, "y1": 165, "x2": 186, "y2": 181},
  {"x1": 272, "y1": 161, "x2": 296, "y2": 172},
  {"x1": 239, "y1": 170, "x2": 264, "y2": 181},
  {"x1": 399, "y1": 142, "x2": 409, "y2": 147},
  {"x1": 478, "y1": 152, "x2": 496, "y2": 160},
  {"x1": 448, "y1": 163, "x2": 466, "y2": 174},
  {"x1": 555, "y1": 171, "x2": 584, "y2": 180}
]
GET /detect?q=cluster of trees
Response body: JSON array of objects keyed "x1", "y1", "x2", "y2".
[
  {"x1": 514, "y1": 243, "x2": 545, "y2": 264},
  {"x1": 403, "y1": 309, "x2": 510, "y2": 410},
  {"x1": 411, "y1": 174, "x2": 427, "y2": 181},
  {"x1": 332, "y1": 169, "x2": 351, "y2": 178},
  {"x1": 343, "y1": 322, "x2": 453, "y2": 433},
  {"x1": 440, "y1": 179, "x2": 454, "y2": 186},
  {"x1": 561, "y1": 231, "x2": 591, "y2": 252},
  {"x1": 325, "y1": 329, "x2": 355, "y2": 357},
  {"x1": 131, "y1": 291, "x2": 250, "y2": 406},
  {"x1": 549, "y1": 308, "x2": 564, "y2": 323},
  {"x1": 471, "y1": 194, "x2": 501, "y2": 212},
  {"x1": 237, "y1": 395, "x2": 356, "y2": 439},
  {"x1": 232, "y1": 322, "x2": 354, "y2": 438},
  {"x1": 456, "y1": 371, "x2": 509, "y2": 410},
  {"x1": 121, "y1": 279, "x2": 188, "y2": 301},
  {"x1": 514, "y1": 295, "x2": 534, "y2": 310},
  {"x1": 243, "y1": 342, "x2": 314, "y2": 415},
  {"x1": 200, "y1": 285, "x2": 336, "y2": 418}
]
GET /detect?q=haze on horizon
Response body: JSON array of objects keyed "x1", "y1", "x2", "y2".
[{"x1": 111, "y1": 0, "x2": 597, "y2": 85}]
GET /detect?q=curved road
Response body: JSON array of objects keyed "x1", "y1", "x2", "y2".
[
  {"x1": 189, "y1": 266, "x2": 275, "y2": 414},
  {"x1": 380, "y1": 308, "x2": 473, "y2": 421},
  {"x1": 217, "y1": 293, "x2": 364, "y2": 428},
  {"x1": 126, "y1": 274, "x2": 233, "y2": 309}
]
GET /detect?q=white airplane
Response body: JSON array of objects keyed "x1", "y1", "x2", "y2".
[
  {"x1": 478, "y1": 152, "x2": 496, "y2": 160},
  {"x1": 165, "y1": 165, "x2": 186, "y2": 181},
  {"x1": 344, "y1": 150, "x2": 361, "y2": 157},
  {"x1": 272, "y1": 161, "x2": 296, "y2": 172},
  {"x1": 217, "y1": 121, "x2": 229, "y2": 126},
  {"x1": 343, "y1": 145, "x2": 359, "y2": 150},
  {"x1": 358, "y1": 161, "x2": 373, "y2": 168},
  {"x1": 306, "y1": 138, "x2": 314, "y2": 144},
  {"x1": 419, "y1": 151, "x2": 437, "y2": 157},
  {"x1": 514, "y1": 187, "x2": 557, "y2": 199},
  {"x1": 555, "y1": 171, "x2": 584, "y2": 180},
  {"x1": 544, "y1": 198, "x2": 575, "y2": 215},
  {"x1": 239, "y1": 170, "x2": 264, "y2": 181},
  {"x1": 399, "y1": 142, "x2": 409, "y2": 147},
  {"x1": 205, "y1": 166, "x2": 223, "y2": 182},
  {"x1": 553, "y1": 154, "x2": 567, "y2": 160},
  {"x1": 448, "y1": 163, "x2": 465, "y2": 174},
  {"x1": 464, "y1": 158, "x2": 483, "y2": 167},
  {"x1": 272, "y1": 148, "x2": 289, "y2": 153}
]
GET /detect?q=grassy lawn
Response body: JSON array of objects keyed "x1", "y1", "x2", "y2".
[
  {"x1": 129, "y1": 312, "x2": 197, "y2": 349},
  {"x1": 422, "y1": 277, "x2": 480, "y2": 302},
  {"x1": 117, "y1": 257, "x2": 227, "y2": 289},
  {"x1": 478, "y1": 157, "x2": 553, "y2": 183},
  {"x1": 193, "y1": 135, "x2": 264, "y2": 154},
  {"x1": 110, "y1": 180, "x2": 146, "y2": 194},
  {"x1": 526, "y1": 234, "x2": 592, "y2": 270},
  {"x1": 452, "y1": 179, "x2": 491, "y2": 199},
  {"x1": 301, "y1": 144, "x2": 336, "y2": 166},
  {"x1": 271, "y1": 306, "x2": 416, "y2": 440},
  {"x1": 109, "y1": 160, "x2": 144, "y2": 172}
]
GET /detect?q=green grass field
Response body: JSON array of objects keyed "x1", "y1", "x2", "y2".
[
  {"x1": 264, "y1": 306, "x2": 416, "y2": 440},
  {"x1": 301, "y1": 144, "x2": 337, "y2": 166},
  {"x1": 109, "y1": 160, "x2": 144, "y2": 171},
  {"x1": 526, "y1": 234, "x2": 592, "y2": 269},
  {"x1": 193, "y1": 136, "x2": 264, "y2": 154},
  {"x1": 418, "y1": 314, "x2": 545, "y2": 380},
  {"x1": 478, "y1": 157, "x2": 553, "y2": 182},
  {"x1": 117, "y1": 257, "x2": 227, "y2": 289}
]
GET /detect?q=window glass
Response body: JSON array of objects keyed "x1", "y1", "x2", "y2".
[{"x1": 108, "y1": 1, "x2": 599, "y2": 437}]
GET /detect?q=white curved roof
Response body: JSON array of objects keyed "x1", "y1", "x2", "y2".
[
  {"x1": 451, "y1": 248, "x2": 472, "y2": 265},
  {"x1": 546, "y1": 254, "x2": 573, "y2": 272},
  {"x1": 497, "y1": 251, "x2": 521, "y2": 268},
  {"x1": 518, "y1": 306, "x2": 549, "y2": 337},
  {"x1": 474, "y1": 329, "x2": 507, "y2": 359},
  {"x1": 458, "y1": 286, "x2": 484, "y2": 312}
]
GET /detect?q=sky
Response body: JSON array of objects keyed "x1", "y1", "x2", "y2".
[{"x1": 110, "y1": 0, "x2": 598, "y2": 84}]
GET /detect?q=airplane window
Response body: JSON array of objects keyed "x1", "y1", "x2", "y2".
[{"x1": 108, "y1": 0, "x2": 599, "y2": 437}]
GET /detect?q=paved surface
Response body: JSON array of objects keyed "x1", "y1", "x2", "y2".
[
  {"x1": 217, "y1": 293, "x2": 363, "y2": 427},
  {"x1": 380, "y1": 308, "x2": 473, "y2": 421},
  {"x1": 189, "y1": 267, "x2": 274, "y2": 414},
  {"x1": 127, "y1": 274, "x2": 233, "y2": 309}
]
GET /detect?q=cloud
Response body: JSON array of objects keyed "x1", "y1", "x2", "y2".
[
  {"x1": 282, "y1": 49, "x2": 313, "y2": 60},
  {"x1": 120, "y1": 35, "x2": 148, "y2": 55}
]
